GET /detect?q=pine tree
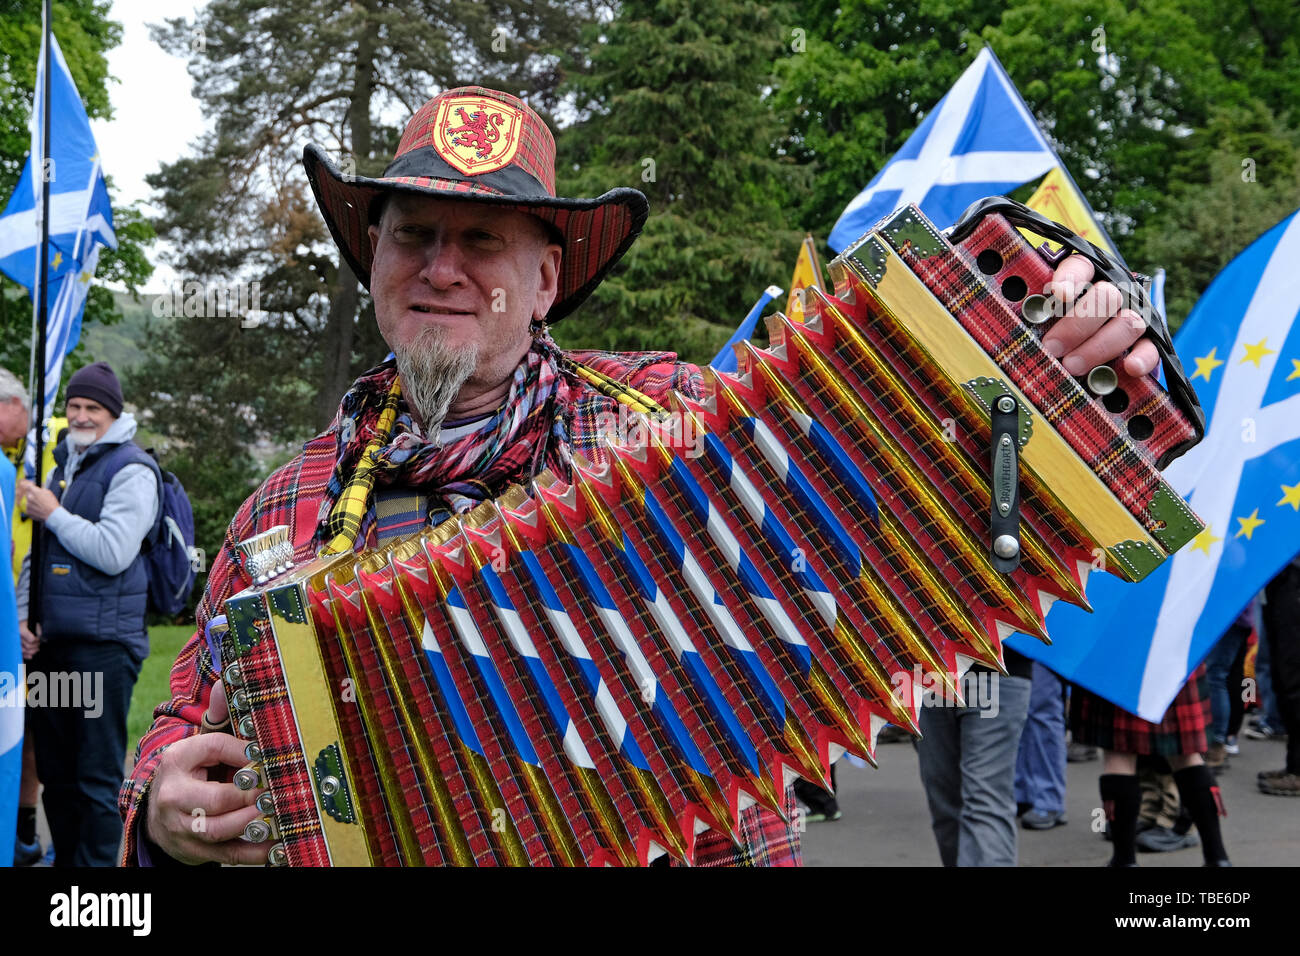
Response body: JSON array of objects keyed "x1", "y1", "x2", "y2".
[{"x1": 553, "y1": 0, "x2": 804, "y2": 364}]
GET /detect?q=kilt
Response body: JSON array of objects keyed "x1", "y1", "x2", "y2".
[{"x1": 1069, "y1": 665, "x2": 1209, "y2": 756}]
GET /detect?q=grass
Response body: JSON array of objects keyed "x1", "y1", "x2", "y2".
[{"x1": 127, "y1": 624, "x2": 197, "y2": 753}]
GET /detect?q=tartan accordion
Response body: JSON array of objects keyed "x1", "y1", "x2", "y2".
[{"x1": 211, "y1": 200, "x2": 1205, "y2": 866}]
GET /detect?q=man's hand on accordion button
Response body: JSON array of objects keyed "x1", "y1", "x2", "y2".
[
  {"x1": 1042, "y1": 255, "x2": 1159, "y2": 378},
  {"x1": 144, "y1": 681, "x2": 271, "y2": 865}
]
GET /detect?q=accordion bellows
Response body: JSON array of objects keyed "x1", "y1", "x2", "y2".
[{"x1": 216, "y1": 204, "x2": 1204, "y2": 866}]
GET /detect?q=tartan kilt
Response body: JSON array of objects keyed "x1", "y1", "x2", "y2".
[{"x1": 1069, "y1": 665, "x2": 1209, "y2": 756}]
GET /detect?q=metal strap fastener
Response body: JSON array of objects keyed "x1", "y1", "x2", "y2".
[{"x1": 989, "y1": 393, "x2": 1022, "y2": 573}]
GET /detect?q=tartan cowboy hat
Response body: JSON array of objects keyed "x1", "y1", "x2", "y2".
[{"x1": 303, "y1": 86, "x2": 649, "y2": 322}]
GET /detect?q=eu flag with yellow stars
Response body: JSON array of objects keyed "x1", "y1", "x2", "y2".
[{"x1": 1007, "y1": 208, "x2": 1300, "y2": 722}]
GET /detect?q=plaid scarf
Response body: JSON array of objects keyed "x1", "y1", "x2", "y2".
[{"x1": 320, "y1": 334, "x2": 575, "y2": 553}]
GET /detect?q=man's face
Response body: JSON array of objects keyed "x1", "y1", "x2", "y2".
[
  {"x1": 367, "y1": 195, "x2": 561, "y2": 399},
  {"x1": 0, "y1": 397, "x2": 27, "y2": 447},
  {"x1": 65, "y1": 397, "x2": 115, "y2": 448}
]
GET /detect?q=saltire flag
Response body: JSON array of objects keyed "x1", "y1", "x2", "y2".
[
  {"x1": 0, "y1": 455, "x2": 20, "y2": 867},
  {"x1": 710, "y1": 285, "x2": 783, "y2": 373},
  {"x1": 1023, "y1": 165, "x2": 1116, "y2": 256},
  {"x1": 784, "y1": 235, "x2": 825, "y2": 324},
  {"x1": 1008, "y1": 209, "x2": 1300, "y2": 721},
  {"x1": 828, "y1": 46, "x2": 1057, "y2": 252},
  {"x1": 0, "y1": 28, "x2": 117, "y2": 419}
]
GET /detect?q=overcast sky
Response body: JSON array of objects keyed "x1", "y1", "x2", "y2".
[{"x1": 87, "y1": 0, "x2": 207, "y2": 291}]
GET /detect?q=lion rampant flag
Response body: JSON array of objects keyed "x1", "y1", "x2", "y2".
[
  {"x1": 1023, "y1": 166, "x2": 1115, "y2": 256},
  {"x1": 784, "y1": 235, "x2": 825, "y2": 323}
]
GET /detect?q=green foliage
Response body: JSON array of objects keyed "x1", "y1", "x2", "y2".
[
  {"x1": 985, "y1": 1, "x2": 1223, "y2": 246},
  {"x1": 1142, "y1": 106, "x2": 1300, "y2": 329},
  {"x1": 126, "y1": 310, "x2": 320, "y2": 565},
  {"x1": 553, "y1": 0, "x2": 805, "y2": 365}
]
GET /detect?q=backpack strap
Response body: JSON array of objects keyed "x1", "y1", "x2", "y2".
[{"x1": 96, "y1": 443, "x2": 165, "y2": 546}]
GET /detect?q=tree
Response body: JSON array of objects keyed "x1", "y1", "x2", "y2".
[
  {"x1": 985, "y1": 0, "x2": 1227, "y2": 250},
  {"x1": 1141, "y1": 104, "x2": 1300, "y2": 328},
  {"x1": 553, "y1": 0, "x2": 805, "y2": 364},
  {"x1": 0, "y1": 0, "x2": 154, "y2": 390},
  {"x1": 772, "y1": 0, "x2": 1008, "y2": 247}
]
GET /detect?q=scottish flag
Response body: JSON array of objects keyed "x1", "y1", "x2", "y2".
[
  {"x1": 828, "y1": 47, "x2": 1056, "y2": 252},
  {"x1": 0, "y1": 29, "x2": 116, "y2": 417},
  {"x1": 0, "y1": 457, "x2": 20, "y2": 867},
  {"x1": 1009, "y1": 210, "x2": 1300, "y2": 721}
]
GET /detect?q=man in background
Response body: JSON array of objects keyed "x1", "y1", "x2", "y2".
[{"x1": 16, "y1": 361, "x2": 160, "y2": 866}]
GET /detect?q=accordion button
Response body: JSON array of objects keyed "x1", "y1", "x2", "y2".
[
  {"x1": 268, "y1": 844, "x2": 288, "y2": 867},
  {"x1": 244, "y1": 820, "x2": 271, "y2": 843},
  {"x1": 1086, "y1": 365, "x2": 1119, "y2": 396},
  {"x1": 319, "y1": 775, "x2": 340, "y2": 797},
  {"x1": 238, "y1": 716, "x2": 255, "y2": 738},
  {"x1": 234, "y1": 765, "x2": 264, "y2": 791},
  {"x1": 256, "y1": 792, "x2": 275, "y2": 814},
  {"x1": 1021, "y1": 294, "x2": 1053, "y2": 325},
  {"x1": 245, "y1": 742, "x2": 262, "y2": 762}
]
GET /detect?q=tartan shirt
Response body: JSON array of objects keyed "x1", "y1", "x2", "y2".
[{"x1": 118, "y1": 348, "x2": 802, "y2": 868}]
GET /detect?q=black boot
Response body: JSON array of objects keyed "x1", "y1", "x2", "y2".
[
  {"x1": 1173, "y1": 764, "x2": 1230, "y2": 865},
  {"x1": 1100, "y1": 774, "x2": 1141, "y2": 866}
]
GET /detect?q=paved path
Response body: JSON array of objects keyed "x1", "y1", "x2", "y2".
[
  {"x1": 25, "y1": 731, "x2": 1292, "y2": 868},
  {"x1": 802, "y1": 731, "x2": 1297, "y2": 866}
]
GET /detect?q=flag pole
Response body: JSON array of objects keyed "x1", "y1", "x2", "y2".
[
  {"x1": 982, "y1": 43, "x2": 1126, "y2": 267},
  {"x1": 28, "y1": 0, "x2": 53, "y2": 630}
]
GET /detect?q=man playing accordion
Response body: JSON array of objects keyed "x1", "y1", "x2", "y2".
[{"x1": 120, "y1": 86, "x2": 1159, "y2": 867}]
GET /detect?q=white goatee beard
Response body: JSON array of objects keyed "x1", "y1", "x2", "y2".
[
  {"x1": 392, "y1": 326, "x2": 480, "y2": 444},
  {"x1": 68, "y1": 426, "x2": 99, "y2": 448}
]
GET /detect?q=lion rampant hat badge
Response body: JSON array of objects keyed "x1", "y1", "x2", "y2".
[{"x1": 433, "y1": 94, "x2": 523, "y2": 176}]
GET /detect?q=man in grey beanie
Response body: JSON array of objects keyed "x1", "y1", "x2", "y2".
[{"x1": 16, "y1": 360, "x2": 160, "y2": 866}]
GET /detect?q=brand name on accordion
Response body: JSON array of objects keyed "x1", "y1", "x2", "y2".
[{"x1": 891, "y1": 665, "x2": 1001, "y2": 718}]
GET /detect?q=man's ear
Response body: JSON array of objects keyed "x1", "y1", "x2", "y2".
[
  {"x1": 367, "y1": 223, "x2": 381, "y2": 255},
  {"x1": 533, "y1": 243, "x2": 561, "y2": 320}
]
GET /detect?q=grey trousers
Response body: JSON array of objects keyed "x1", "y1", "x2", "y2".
[{"x1": 915, "y1": 674, "x2": 1032, "y2": 866}]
